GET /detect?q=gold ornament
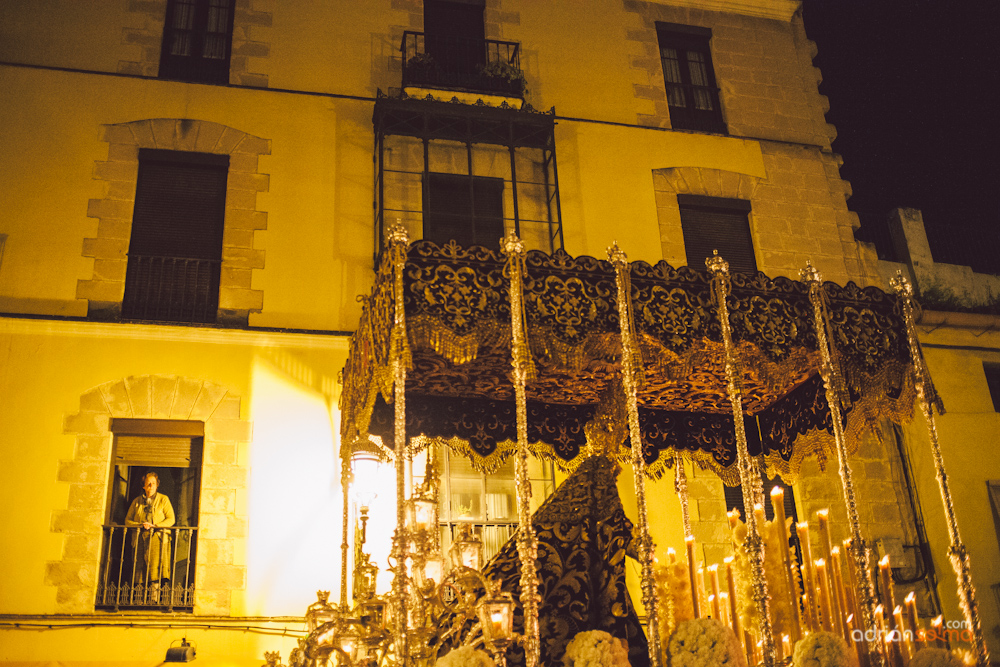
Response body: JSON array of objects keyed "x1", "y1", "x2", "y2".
[
  {"x1": 801, "y1": 261, "x2": 886, "y2": 667},
  {"x1": 502, "y1": 231, "x2": 541, "y2": 667},
  {"x1": 608, "y1": 243, "x2": 663, "y2": 667},
  {"x1": 891, "y1": 271, "x2": 990, "y2": 667},
  {"x1": 706, "y1": 251, "x2": 775, "y2": 667}
]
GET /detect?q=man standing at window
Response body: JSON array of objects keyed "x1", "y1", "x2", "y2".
[{"x1": 125, "y1": 472, "x2": 176, "y2": 602}]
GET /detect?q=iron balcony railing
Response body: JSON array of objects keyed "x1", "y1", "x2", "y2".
[
  {"x1": 96, "y1": 525, "x2": 198, "y2": 612},
  {"x1": 122, "y1": 255, "x2": 221, "y2": 323},
  {"x1": 401, "y1": 31, "x2": 524, "y2": 97}
]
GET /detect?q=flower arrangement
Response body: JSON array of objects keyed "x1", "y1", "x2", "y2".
[
  {"x1": 435, "y1": 645, "x2": 496, "y2": 667},
  {"x1": 791, "y1": 631, "x2": 854, "y2": 667},
  {"x1": 654, "y1": 556, "x2": 694, "y2": 639},
  {"x1": 731, "y1": 512, "x2": 801, "y2": 640},
  {"x1": 910, "y1": 648, "x2": 974, "y2": 667},
  {"x1": 563, "y1": 630, "x2": 631, "y2": 667},
  {"x1": 476, "y1": 60, "x2": 527, "y2": 95},
  {"x1": 667, "y1": 618, "x2": 745, "y2": 667}
]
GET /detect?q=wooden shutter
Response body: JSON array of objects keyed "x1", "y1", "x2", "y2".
[
  {"x1": 114, "y1": 435, "x2": 201, "y2": 468},
  {"x1": 678, "y1": 195, "x2": 756, "y2": 273},
  {"x1": 130, "y1": 149, "x2": 228, "y2": 260},
  {"x1": 111, "y1": 419, "x2": 204, "y2": 467}
]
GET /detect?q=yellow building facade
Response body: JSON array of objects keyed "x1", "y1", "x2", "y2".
[{"x1": 1, "y1": 1, "x2": 995, "y2": 664}]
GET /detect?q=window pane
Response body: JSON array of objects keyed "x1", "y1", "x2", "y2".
[
  {"x1": 660, "y1": 47, "x2": 686, "y2": 108},
  {"x1": 686, "y1": 51, "x2": 714, "y2": 110}
]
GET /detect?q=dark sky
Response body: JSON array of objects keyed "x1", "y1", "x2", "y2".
[{"x1": 800, "y1": 0, "x2": 1000, "y2": 270}]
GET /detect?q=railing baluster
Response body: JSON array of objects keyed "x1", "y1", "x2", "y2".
[{"x1": 98, "y1": 525, "x2": 197, "y2": 610}]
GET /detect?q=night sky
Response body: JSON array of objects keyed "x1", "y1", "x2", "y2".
[{"x1": 800, "y1": 0, "x2": 1000, "y2": 272}]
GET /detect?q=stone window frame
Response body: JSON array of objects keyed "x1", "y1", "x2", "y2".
[
  {"x1": 49, "y1": 375, "x2": 252, "y2": 615},
  {"x1": 652, "y1": 166, "x2": 761, "y2": 268},
  {"x1": 120, "y1": 0, "x2": 272, "y2": 88},
  {"x1": 79, "y1": 119, "x2": 269, "y2": 327},
  {"x1": 655, "y1": 22, "x2": 727, "y2": 134}
]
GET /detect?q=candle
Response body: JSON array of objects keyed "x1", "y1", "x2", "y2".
[
  {"x1": 725, "y1": 557, "x2": 743, "y2": 650},
  {"x1": 879, "y1": 556, "x2": 898, "y2": 630},
  {"x1": 905, "y1": 592, "x2": 921, "y2": 653},
  {"x1": 931, "y1": 616, "x2": 944, "y2": 649},
  {"x1": 847, "y1": 614, "x2": 867, "y2": 667},
  {"x1": 490, "y1": 610, "x2": 505, "y2": 639},
  {"x1": 686, "y1": 536, "x2": 701, "y2": 619},
  {"x1": 709, "y1": 564, "x2": 722, "y2": 620},
  {"x1": 816, "y1": 559, "x2": 833, "y2": 632},
  {"x1": 667, "y1": 547, "x2": 677, "y2": 565},
  {"x1": 753, "y1": 503, "x2": 766, "y2": 532},
  {"x1": 817, "y1": 510, "x2": 844, "y2": 637},
  {"x1": 719, "y1": 592, "x2": 731, "y2": 627},
  {"x1": 772, "y1": 487, "x2": 802, "y2": 641},
  {"x1": 797, "y1": 522, "x2": 818, "y2": 631},
  {"x1": 728, "y1": 509, "x2": 741, "y2": 530},
  {"x1": 830, "y1": 547, "x2": 850, "y2": 641},
  {"x1": 842, "y1": 538, "x2": 864, "y2": 648},
  {"x1": 894, "y1": 605, "x2": 909, "y2": 667},
  {"x1": 782, "y1": 634, "x2": 792, "y2": 660},
  {"x1": 696, "y1": 566, "x2": 708, "y2": 618},
  {"x1": 875, "y1": 605, "x2": 888, "y2": 663}
]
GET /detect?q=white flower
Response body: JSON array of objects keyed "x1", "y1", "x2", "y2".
[
  {"x1": 911, "y1": 648, "x2": 970, "y2": 667},
  {"x1": 435, "y1": 645, "x2": 496, "y2": 667},
  {"x1": 667, "y1": 618, "x2": 745, "y2": 667},
  {"x1": 564, "y1": 630, "x2": 631, "y2": 667},
  {"x1": 792, "y1": 631, "x2": 854, "y2": 667}
]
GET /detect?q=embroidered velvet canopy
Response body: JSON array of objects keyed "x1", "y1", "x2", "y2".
[{"x1": 340, "y1": 240, "x2": 916, "y2": 483}]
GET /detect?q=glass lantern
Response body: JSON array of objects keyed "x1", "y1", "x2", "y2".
[
  {"x1": 477, "y1": 593, "x2": 514, "y2": 646},
  {"x1": 337, "y1": 621, "x2": 363, "y2": 665},
  {"x1": 351, "y1": 449, "x2": 381, "y2": 509},
  {"x1": 306, "y1": 590, "x2": 338, "y2": 632},
  {"x1": 360, "y1": 598, "x2": 388, "y2": 634},
  {"x1": 449, "y1": 526, "x2": 483, "y2": 571},
  {"x1": 422, "y1": 554, "x2": 444, "y2": 586},
  {"x1": 408, "y1": 495, "x2": 437, "y2": 534}
]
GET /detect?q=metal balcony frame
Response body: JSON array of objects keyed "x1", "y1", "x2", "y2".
[{"x1": 373, "y1": 92, "x2": 564, "y2": 263}]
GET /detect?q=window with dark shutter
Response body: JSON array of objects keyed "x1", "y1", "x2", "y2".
[
  {"x1": 678, "y1": 194, "x2": 756, "y2": 274},
  {"x1": 159, "y1": 0, "x2": 235, "y2": 84},
  {"x1": 984, "y1": 363, "x2": 1000, "y2": 412},
  {"x1": 423, "y1": 172, "x2": 504, "y2": 249},
  {"x1": 122, "y1": 149, "x2": 228, "y2": 323},
  {"x1": 657, "y1": 23, "x2": 726, "y2": 133}
]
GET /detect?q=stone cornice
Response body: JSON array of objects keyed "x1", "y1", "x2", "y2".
[
  {"x1": 655, "y1": 0, "x2": 801, "y2": 21},
  {"x1": 0, "y1": 315, "x2": 351, "y2": 350}
]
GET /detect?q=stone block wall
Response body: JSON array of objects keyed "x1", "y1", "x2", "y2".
[
  {"x1": 652, "y1": 142, "x2": 875, "y2": 287},
  {"x1": 620, "y1": 2, "x2": 830, "y2": 147},
  {"x1": 50, "y1": 375, "x2": 252, "y2": 615}
]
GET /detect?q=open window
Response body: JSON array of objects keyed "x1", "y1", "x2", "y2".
[
  {"x1": 414, "y1": 447, "x2": 555, "y2": 563},
  {"x1": 96, "y1": 419, "x2": 202, "y2": 611}
]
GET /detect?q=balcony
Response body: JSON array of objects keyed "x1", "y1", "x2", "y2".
[
  {"x1": 401, "y1": 31, "x2": 525, "y2": 98},
  {"x1": 122, "y1": 255, "x2": 221, "y2": 323},
  {"x1": 96, "y1": 525, "x2": 198, "y2": 611}
]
